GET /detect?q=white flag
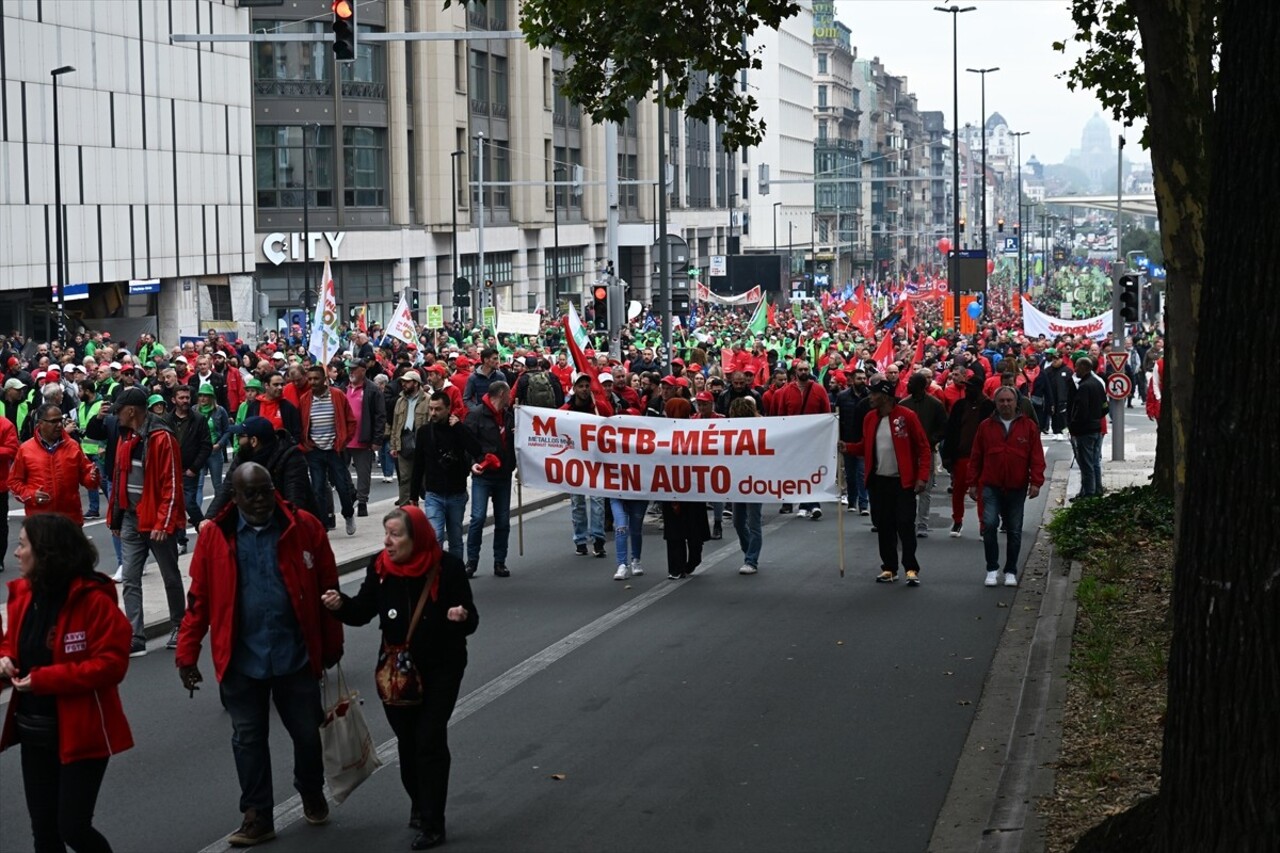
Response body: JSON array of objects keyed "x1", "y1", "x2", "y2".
[
  {"x1": 308, "y1": 260, "x2": 341, "y2": 363},
  {"x1": 386, "y1": 291, "x2": 419, "y2": 345}
]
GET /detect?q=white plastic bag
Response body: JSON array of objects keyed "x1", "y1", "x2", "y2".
[{"x1": 320, "y1": 664, "x2": 382, "y2": 804}]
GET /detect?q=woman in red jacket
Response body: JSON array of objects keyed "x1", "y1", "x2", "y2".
[
  {"x1": 0, "y1": 513, "x2": 134, "y2": 853},
  {"x1": 9, "y1": 403, "x2": 100, "y2": 526}
]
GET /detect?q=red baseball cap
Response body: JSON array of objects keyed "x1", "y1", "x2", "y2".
[{"x1": 695, "y1": 391, "x2": 713, "y2": 402}]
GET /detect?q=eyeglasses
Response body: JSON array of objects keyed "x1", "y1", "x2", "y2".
[{"x1": 39, "y1": 418, "x2": 63, "y2": 424}]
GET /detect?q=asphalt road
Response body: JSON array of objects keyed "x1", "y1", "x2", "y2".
[{"x1": 0, "y1": 439, "x2": 1079, "y2": 853}]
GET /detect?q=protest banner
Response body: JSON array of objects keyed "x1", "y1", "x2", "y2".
[
  {"x1": 1020, "y1": 296, "x2": 1113, "y2": 340},
  {"x1": 496, "y1": 310, "x2": 542, "y2": 336},
  {"x1": 515, "y1": 407, "x2": 839, "y2": 503}
]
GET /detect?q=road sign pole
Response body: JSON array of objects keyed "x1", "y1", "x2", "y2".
[{"x1": 1110, "y1": 260, "x2": 1126, "y2": 462}]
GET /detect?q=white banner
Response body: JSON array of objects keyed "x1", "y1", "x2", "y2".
[
  {"x1": 694, "y1": 283, "x2": 763, "y2": 305},
  {"x1": 515, "y1": 407, "x2": 839, "y2": 503},
  {"x1": 308, "y1": 260, "x2": 341, "y2": 362},
  {"x1": 1020, "y1": 297, "x2": 1113, "y2": 341},
  {"x1": 386, "y1": 292, "x2": 418, "y2": 345},
  {"x1": 496, "y1": 310, "x2": 542, "y2": 336}
]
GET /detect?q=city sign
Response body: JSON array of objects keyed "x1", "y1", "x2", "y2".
[
  {"x1": 128, "y1": 278, "x2": 161, "y2": 294},
  {"x1": 261, "y1": 231, "x2": 347, "y2": 266},
  {"x1": 425, "y1": 304, "x2": 444, "y2": 329},
  {"x1": 1107, "y1": 351, "x2": 1130, "y2": 372},
  {"x1": 710, "y1": 255, "x2": 727, "y2": 276},
  {"x1": 1106, "y1": 372, "x2": 1132, "y2": 400}
]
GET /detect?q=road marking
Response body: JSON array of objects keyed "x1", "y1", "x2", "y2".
[{"x1": 198, "y1": 512, "x2": 791, "y2": 853}]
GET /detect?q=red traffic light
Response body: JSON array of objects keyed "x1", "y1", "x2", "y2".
[
  {"x1": 593, "y1": 286, "x2": 608, "y2": 301},
  {"x1": 332, "y1": 0, "x2": 354, "y2": 19}
]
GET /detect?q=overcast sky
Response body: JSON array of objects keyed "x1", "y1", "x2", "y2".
[{"x1": 833, "y1": 0, "x2": 1148, "y2": 165}]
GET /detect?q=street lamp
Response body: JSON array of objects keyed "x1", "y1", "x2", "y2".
[
  {"x1": 552, "y1": 163, "x2": 566, "y2": 317},
  {"x1": 965, "y1": 66, "x2": 998, "y2": 253},
  {"x1": 773, "y1": 201, "x2": 782, "y2": 254},
  {"x1": 935, "y1": 5, "x2": 975, "y2": 328},
  {"x1": 51, "y1": 65, "x2": 75, "y2": 345},
  {"x1": 1010, "y1": 130, "x2": 1030, "y2": 295}
]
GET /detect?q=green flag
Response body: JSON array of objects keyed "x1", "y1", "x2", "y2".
[
  {"x1": 747, "y1": 296, "x2": 769, "y2": 336},
  {"x1": 792, "y1": 301, "x2": 803, "y2": 322}
]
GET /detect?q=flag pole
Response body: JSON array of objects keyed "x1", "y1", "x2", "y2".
[
  {"x1": 836, "y1": 440, "x2": 845, "y2": 578},
  {"x1": 516, "y1": 470, "x2": 525, "y2": 556}
]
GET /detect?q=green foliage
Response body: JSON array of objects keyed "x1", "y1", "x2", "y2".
[
  {"x1": 1046, "y1": 485, "x2": 1174, "y2": 560},
  {"x1": 1052, "y1": 0, "x2": 1148, "y2": 143},
  {"x1": 1122, "y1": 227, "x2": 1164, "y2": 265},
  {"x1": 506, "y1": 0, "x2": 801, "y2": 150}
]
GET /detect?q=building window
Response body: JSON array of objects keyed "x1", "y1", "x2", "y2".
[
  {"x1": 343, "y1": 127, "x2": 387, "y2": 208},
  {"x1": 818, "y1": 120, "x2": 828, "y2": 141},
  {"x1": 492, "y1": 142, "x2": 510, "y2": 208},
  {"x1": 207, "y1": 283, "x2": 233, "y2": 322},
  {"x1": 818, "y1": 85, "x2": 828, "y2": 108},
  {"x1": 456, "y1": 128, "x2": 469, "y2": 208},
  {"x1": 817, "y1": 53, "x2": 828, "y2": 74},
  {"x1": 255, "y1": 126, "x2": 334, "y2": 209},
  {"x1": 545, "y1": 140, "x2": 554, "y2": 210},
  {"x1": 492, "y1": 55, "x2": 509, "y2": 113},
  {"x1": 254, "y1": 21, "x2": 384, "y2": 98},
  {"x1": 543, "y1": 58, "x2": 552, "y2": 109},
  {"x1": 469, "y1": 50, "x2": 489, "y2": 109},
  {"x1": 455, "y1": 41, "x2": 466, "y2": 92}
]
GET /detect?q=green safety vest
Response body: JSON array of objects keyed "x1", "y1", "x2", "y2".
[{"x1": 78, "y1": 400, "x2": 104, "y2": 455}]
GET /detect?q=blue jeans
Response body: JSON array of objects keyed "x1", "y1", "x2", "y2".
[
  {"x1": 218, "y1": 665, "x2": 325, "y2": 814},
  {"x1": 87, "y1": 455, "x2": 107, "y2": 515},
  {"x1": 200, "y1": 449, "x2": 225, "y2": 504},
  {"x1": 733, "y1": 503, "x2": 763, "y2": 568},
  {"x1": 425, "y1": 491, "x2": 468, "y2": 560},
  {"x1": 981, "y1": 486, "x2": 1028, "y2": 575},
  {"x1": 844, "y1": 453, "x2": 868, "y2": 510},
  {"x1": 609, "y1": 499, "x2": 648, "y2": 564},
  {"x1": 570, "y1": 494, "x2": 605, "y2": 545},
  {"x1": 102, "y1": 476, "x2": 122, "y2": 565},
  {"x1": 1073, "y1": 433, "x2": 1103, "y2": 496},
  {"x1": 180, "y1": 473, "x2": 204, "y2": 542},
  {"x1": 378, "y1": 437, "x2": 396, "y2": 477},
  {"x1": 307, "y1": 448, "x2": 355, "y2": 519},
  {"x1": 467, "y1": 476, "x2": 512, "y2": 565}
]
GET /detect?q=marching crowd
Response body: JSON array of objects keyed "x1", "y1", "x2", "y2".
[{"x1": 0, "y1": 308, "x2": 1162, "y2": 851}]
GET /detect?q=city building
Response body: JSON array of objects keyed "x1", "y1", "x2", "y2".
[{"x1": 811, "y1": 14, "x2": 859, "y2": 289}]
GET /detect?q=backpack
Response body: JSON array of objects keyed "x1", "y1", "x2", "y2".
[{"x1": 525, "y1": 371, "x2": 557, "y2": 408}]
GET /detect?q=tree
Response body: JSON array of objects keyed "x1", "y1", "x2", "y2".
[
  {"x1": 508, "y1": 0, "x2": 800, "y2": 150},
  {"x1": 1061, "y1": 0, "x2": 1280, "y2": 849},
  {"x1": 1121, "y1": 227, "x2": 1163, "y2": 265}
]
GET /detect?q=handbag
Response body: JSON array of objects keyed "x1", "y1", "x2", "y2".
[
  {"x1": 399, "y1": 427, "x2": 416, "y2": 461},
  {"x1": 373, "y1": 565, "x2": 440, "y2": 707},
  {"x1": 319, "y1": 663, "x2": 382, "y2": 804}
]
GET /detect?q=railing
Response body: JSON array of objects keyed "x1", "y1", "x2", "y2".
[
  {"x1": 341, "y1": 81, "x2": 386, "y2": 99},
  {"x1": 255, "y1": 79, "x2": 332, "y2": 98},
  {"x1": 491, "y1": 101, "x2": 508, "y2": 118},
  {"x1": 470, "y1": 97, "x2": 489, "y2": 114}
]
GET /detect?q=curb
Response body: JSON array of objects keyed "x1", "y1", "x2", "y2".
[
  {"x1": 140, "y1": 491, "x2": 569, "y2": 641},
  {"x1": 928, "y1": 460, "x2": 1083, "y2": 853}
]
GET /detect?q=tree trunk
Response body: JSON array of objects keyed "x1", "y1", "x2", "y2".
[
  {"x1": 1159, "y1": 0, "x2": 1280, "y2": 846},
  {"x1": 1128, "y1": 0, "x2": 1214, "y2": 519}
]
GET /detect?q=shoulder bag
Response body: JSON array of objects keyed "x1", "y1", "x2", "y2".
[{"x1": 374, "y1": 564, "x2": 441, "y2": 707}]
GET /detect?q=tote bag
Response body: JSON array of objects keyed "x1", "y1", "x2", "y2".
[{"x1": 320, "y1": 664, "x2": 383, "y2": 803}]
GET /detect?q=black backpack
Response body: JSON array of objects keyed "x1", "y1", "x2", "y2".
[{"x1": 525, "y1": 371, "x2": 557, "y2": 408}]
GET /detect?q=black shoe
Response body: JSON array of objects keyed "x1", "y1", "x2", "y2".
[
  {"x1": 411, "y1": 829, "x2": 447, "y2": 850},
  {"x1": 592, "y1": 538, "x2": 606, "y2": 558},
  {"x1": 228, "y1": 809, "x2": 276, "y2": 847},
  {"x1": 810, "y1": 508, "x2": 823, "y2": 521},
  {"x1": 779, "y1": 504, "x2": 793, "y2": 514},
  {"x1": 494, "y1": 563, "x2": 510, "y2": 577},
  {"x1": 357, "y1": 502, "x2": 368, "y2": 518},
  {"x1": 465, "y1": 561, "x2": 478, "y2": 578},
  {"x1": 409, "y1": 807, "x2": 423, "y2": 830},
  {"x1": 711, "y1": 523, "x2": 722, "y2": 540},
  {"x1": 165, "y1": 628, "x2": 180, "y2": 650},
  {"x1": 84, "y1": 511, "x2": 100, "y2": 519},
  {"x1": 575, "y1": 543, "x2": 588, "y2": 556},
  {"x1": 301, "y1": 791, "x2": 329, "y2": 826}
]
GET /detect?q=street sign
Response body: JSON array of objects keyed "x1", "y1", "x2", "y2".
[
  {"x1": 482, "y1": 306, "x2": 496, "y2": 329},
  {"x1": 1003, "y1": 237, "x2": 1020, "y2": 252},
  {"x1": 710, "y1": 255, "x2": 727, "y2": 276},
  {"x1": 425, "y1": 304, "x2": 444, "y2": 329},
  {"x1": 1106, "y1": 372, "x2": 1132, "y2": 400},
  {"x1": 1107, "y1": 351, "x2": 1129, "y2": 372}
]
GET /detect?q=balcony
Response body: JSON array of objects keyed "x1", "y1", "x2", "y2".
[
  {"x1": 255, "y1": 79, "x2": 333, "y2": 98},
  {"x1": 340, "y1": 80, "x2": 386, "y2": 100}
]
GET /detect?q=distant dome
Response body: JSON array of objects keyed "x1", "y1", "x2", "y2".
[
  {"x1": 1081, "y1": 114, "x2": 1112, "y2": 153},
  {"x1": 985, "y1": 112, "x2": 1008, "y2": 132}
]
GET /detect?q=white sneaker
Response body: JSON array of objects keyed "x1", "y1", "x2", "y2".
[
  {"x1": 796, "y1": 508, "x2": 811, "y2": 518},
  {"x1": 984, "y1": 570, "x2": 999, "y2": 587},
  {"x1": 613, "y1": 564, "x2": 631, "y2": 580},
  {"x1": 382, "y1": 475, "x2": 394, "y2": 483},
  {"x1": 847, "y1": 504, "x2": 858, "y2": 512},
  {"x1": 810, "y1": 508, "x2": 823, "y2": 521},
  {"x1": 738, "y1": 564, "x2": 758, "y2": 575},
  {"x1": 840, "y1": 495, "x2": 848, "y2": 506},
  {"x1": 629, "y1": 558, "x2": 644, "y2": 577},
  {"x1": 112, "y1": 566, "x2": 124, "y2": 583},
  {"x1": 1004, "y1": 572, "x2": 1019, "y2": 587}
]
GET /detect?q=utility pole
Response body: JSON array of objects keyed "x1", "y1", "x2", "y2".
[
  {"x1": 476, "y1": 132, "x2": 486, "y2": 314},
  {"x1": 605, "y1": 108, "x2": 620, "y2": 358},
  {"x1": 1011, "y1": 130, "x2": 1029, "y2": 295},
  {"x1": 657, "y1": 72, "x2": 672, "y2": 360},
  {"x1": 936, "y1": 5, "x2": 976, "y2": 329},
  {"x1": 966, "y1": 67, "x2": 998, "y2": 253}
]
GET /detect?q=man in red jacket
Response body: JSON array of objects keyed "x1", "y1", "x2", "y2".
[
  {"x1": 10, "y1": 403, "x2": 100, "y2": 526},
  {"x1": 109, "y1": 387, "x2": 186, "y2": 657},
  {"x1": 775, "y1": 360, "x2": 832, "y2": 520},
  {"x1": 298, "y1": 364, "x2": 359, "y2": 535},
  {"x1": 176, "y1": 462, "x2": 343, "y2": 846},
  {"x1": 840, "y1": 376, "x2": 932, "y2": 586},
  {"x1": 0, "y1": 413, "x2": 18, "y2": 570},
  {"x1": 967, "y1": 386, "x2": 1046, "y2": 587}
]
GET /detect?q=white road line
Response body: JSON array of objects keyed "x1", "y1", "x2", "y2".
[{"x1": 199, "y1": 513, "x2": 791, "y2": 853}]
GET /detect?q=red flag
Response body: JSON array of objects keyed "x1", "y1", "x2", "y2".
[
  {"x1": 872, "y1": 332, "x2": 895, "y2": 372},
  {"x1": 767, "y1": 300, "x2": 776, "y2": 328},
  {"x1": 356, "y1": 305, "x2": 368, "y2": 334},
  {"x1": 913, "y1": 333, "x2": 926, "y2": 366},
  {"x1": 901, "y1": 299, "x2": 916, "y2": 341}
]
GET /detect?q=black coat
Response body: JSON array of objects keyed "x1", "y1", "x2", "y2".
[
  {"x1": 205, "y1": 433, "x2": 318, "y2": 520},
  {"x1": 169, "y1": 410, "x2": 212, "y2": 473},
  {"x1": 661, "y1": 501, "x2": 711, "y2": 543},
  {"x1": 409, "y1": 419, "x2": 482, "y2": 501},
  {"x1": 245, "y1": 398, "x2": 303, "y2": 445},
  {"x1": 464, "y1": 401, "x2": 515, "y2": 480},
  {"x1": 334, "y1": 553, "x2": 478, "y2": 672}
]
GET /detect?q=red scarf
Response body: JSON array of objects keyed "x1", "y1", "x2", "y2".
[
  {"x1": 482, "y1": 393, "x2": 507, "y2": 447},
  {"x1": 374, "y1": 505, "x2": 443, "y2": 600}
]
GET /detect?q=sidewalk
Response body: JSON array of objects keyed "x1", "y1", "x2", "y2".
[
  {"x1": 132, "y1": 482, "x2": 567, "y2": 640},
  {"x1": 930, "y1": 421, "x2": 1159, "y2": 852}
]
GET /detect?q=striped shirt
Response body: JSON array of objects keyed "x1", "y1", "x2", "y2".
[{"x1": 309, "y1": 391, "x2": 336, "y2": 451}]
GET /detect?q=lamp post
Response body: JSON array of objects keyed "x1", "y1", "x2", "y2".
[
  {"x1": 965, "y1": 66, "x2": 998, "y2": 253},
  {"x1": 1010, "y1": 130, "x2": 1029, "y2": 295},
  {"x1": 51, "y1": 65, "x2": 75, "y2": 345},
  {"x1": 773, "y1": 201, "x2": 781, "y2": 253},
  {"x1": 552, "y1": 163, "x2": 565, "y2": 318},
  {"x1": 935, "y1": 5, "x2": 975, "y2": 328}
]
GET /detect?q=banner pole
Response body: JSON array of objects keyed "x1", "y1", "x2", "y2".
[
  {"x1": 836, "y1": 444, "x2": 845, "y2": 578},
  {"x1": 517, "y1": 471, "x2": 525, "y2": 557}
]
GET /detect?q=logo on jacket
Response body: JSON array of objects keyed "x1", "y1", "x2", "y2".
[
  {"x1": 892, "y1": 416, "x2": 908, "y2": 438},
  {"x1": 63, "y1": 630, "x2": 87, "y2": 654},
  {"x1": 303, "y1": 551, "x2": 314, "y2": 570}
]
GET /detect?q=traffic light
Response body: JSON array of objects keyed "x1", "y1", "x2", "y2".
[
  {"x1": 959, "y1": 217, "x2": 966, "y2": 234},
  {"x1": 1119, "y1": 274, "x2": 1140, "y2": 322},
  {"x1": 484, "y1": 279, "x2": 494, "y2": 290},
  {"x1": 1013, "y1": 222, "x2": 1020, "y2": 236},
  {"x1": 997, "y1": 217, "x2": 1005, "y2": 233},
  {"x1": 592, "y1": 284, "x2": 609, "y2": 331},
  {"x1": 331, "y1": 0, "x2": 356, "y2": 63}
]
